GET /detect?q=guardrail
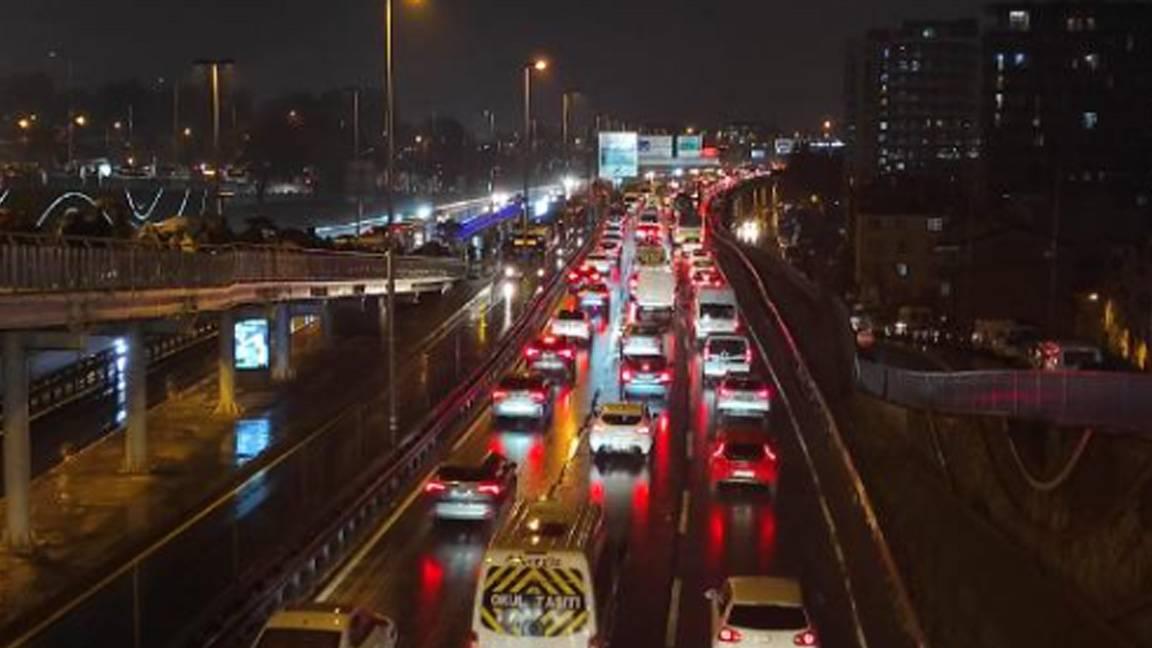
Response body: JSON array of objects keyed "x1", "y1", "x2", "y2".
[
  {"x1": 706, "y1": 182, "x2": 926, "y2": 648},
  {"x1": 0, "y1": 232, "x2": 464, "y2": 294},
  {"x1": 2, "y1": 203, "x2": 599, "y2": 648},
  {"x1": 857, "y1": 360, "x2": 1152, "y2": 434}
]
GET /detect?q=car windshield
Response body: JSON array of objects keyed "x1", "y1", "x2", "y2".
[
  {"x1": 557, "y1": 311, "x2": 585, "y2": 321},
  {"x1": 700, "y1": 304, "x2": 736, "y2": 319},
  {"x1": 602, "y1": 412, "x2": 643, "y2": 425},
  {"x1": 724, "y1": 377, "x2": 764, "y2": 391},
  {"x1": 724, "y1": 442, "x2": 766, "y2": 461},
  {"x1": 500, "y1": 376, "x2": 543, "y2": 391},
  {"x1": 437, "y1": 464, "x2": 492, "y2": 482},
  {"x1": 254, "y1": 629, "x2": 343, "y2": 648},
  {"x1": 708, "y1": 338, "x2": 747, "y2": 356},
  {"x1": 728, "y1": 604, "x2": 808, "y2": 631},
  {"x1": 629, "y1": 356, "x2": 667, "y2": 371}
]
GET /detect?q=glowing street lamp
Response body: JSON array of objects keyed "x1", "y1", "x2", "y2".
[
  {"x1": 522, "y1": 57, "x2": 549, "y2": 226},
  {"x1": 73, "y1": 114, "x2": 88, "y2": 127}
]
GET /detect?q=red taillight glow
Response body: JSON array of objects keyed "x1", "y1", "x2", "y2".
[
  {"x1": 658, "y1": 370, "x2": 672, "y2": 382},
  {"x1": 794, "y1": 630, "x2": 818, "y2": 646},
  {"x1": 530, "y1": 390, "x2": 547, "y2": 402},
  {"x1": 558, "y1": 348, "x2": 574, "y2": 359},
  {"x1": 712, "y1": 443, "x2": 726, "y2": 460},
  {"x1": 764, "y1": 444, "x2": 778, "y2": 461},
  {"x1": 492, "y1": 389, "x2": 508, "y2": 400},
  {"x1": 477, "y1": 482, "x2": 503, "y2": 496},
  {"x1": 525, "y1": 347, "x2": 541, "y2": 357},
  {"x1": 718, "y1": 626, "x2": 742, "y2": 643},
  {"x1": 424, "y1": 481, "x2": 446, "y2": 493},
  {"x1": 757, "y1": 387, "x2": 771, "y2": 399},
  {"x1": 744, "y1": 350, "x2": 753, "y2": 363},
  {"x1": 622, "y1": 369, "x2": 634, "y2": 382}
]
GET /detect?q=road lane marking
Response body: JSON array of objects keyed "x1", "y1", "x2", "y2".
[
  {"x1": 664, "y1": 577, "x2": 683, "y2": 647},
  {"x1": 678, "y1": 490, "x2": 690, "y2": 535}
]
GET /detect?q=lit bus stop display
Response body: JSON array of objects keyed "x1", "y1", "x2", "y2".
[{"x1": 234, "y1": 319, "x2": 270, "y2": 370}]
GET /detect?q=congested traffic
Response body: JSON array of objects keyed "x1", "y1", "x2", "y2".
[{"x1": 251, "y1": 175, "x2": 818, "y2": 648}]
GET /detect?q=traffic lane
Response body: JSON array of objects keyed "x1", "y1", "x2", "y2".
[
  {"x1": 317, "y1": 269, "x2": 669, "y2": 647},
  {"x1": 317, "y1": 294, "x2": 609, "y2": 647},
  {"x1": 672, "y1": 345, "x2": 802, "y2": 647}
]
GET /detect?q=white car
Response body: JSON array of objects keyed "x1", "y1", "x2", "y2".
[
  {"x1": 620, "y1": 322, "x2": 665, "y2": 358},
  {"x1": 706, "y1": 577, "x2": 818, "y2": 647},
  {"x1": 491, "y1": 374, "x2": 551, "y2": 420},
  {"x1": 716, "y1": 373, "x2": 772, "y2": 417},
  {"x1": 550, "y1": 309, "x2": 592, "y2": 343},
  {"x1": 702, "y1": 334, "x2": 752, "y2": 382},
  {"x1": 590, "y1": 402, "x2": 654, "y2": 456},
  {"x1": 252, "y1": 604, "x2": 398, "y2": 648}
]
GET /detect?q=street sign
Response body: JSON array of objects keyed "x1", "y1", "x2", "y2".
[{"x1": 598, "y1": 132, "x2": 639, "y2": 180}]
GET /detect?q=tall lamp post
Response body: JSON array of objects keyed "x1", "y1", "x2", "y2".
[
  {"x1": 193, "y1": 58, "x2": 234, "y2": 216},
  {"x1": 383, "y1": 0, "x2": 402, "y2": 433},
  {"x1": 521, "y1": 59, "x2": 548, "y2": 227}
]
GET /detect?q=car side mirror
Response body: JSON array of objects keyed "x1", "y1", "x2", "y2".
[{"x1": 704, "y1": 588, "x2": 718, "y2": 601}]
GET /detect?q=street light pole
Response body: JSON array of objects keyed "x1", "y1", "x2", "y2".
[
  {"x1": 521, "y1": 59, "x2": 547, "y2": 228},
  {"x1": 194, "y1": 58, "x2": 234, "y2": 215},
  {"x1": 384, "y1": 0, "x2": 398, "y2": 434}
]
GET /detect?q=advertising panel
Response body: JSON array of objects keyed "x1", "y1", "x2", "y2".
[
  {"x1": 598, "y1": 132, "x2": 639, "y2": 180},
  {"x1": 234, "y1": 319, "x2": 270, "y2": 370},
  {"x1": 638, "y1": 135, "x2": 674, "y2": 160},
  {"x1": 675, "y1": 135, "x2": 703, "y2": 159}
]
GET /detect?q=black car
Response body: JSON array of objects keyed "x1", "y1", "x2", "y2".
[{"x1": 425, "y1": 452, "x2": 518, "y2": 521}]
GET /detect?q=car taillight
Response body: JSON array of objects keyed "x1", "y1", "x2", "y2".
[
  {"x1": 530, "y1": 390, "x2": 547, "y2": 402},
  {"x1": 757, "y1": 387, "x2": 771, "y2": 399},
  {"x1": 658, "y1": 370, "x2": 672, "y2": 382},
  {"x1": 559, "y1": 348, "x2": 574, "y2": 359},
  {"x1": 424, "y1": 481, "x2": 446, "y2": 493},
  {"x1": 794, "y1": 630, "x2": 818, "y2": 646},
  {"x1": 492, "y1": 389, "x2": 508, "y2": 400},
  {"x1": 636, "y1": 425, "x2": 650, "y2": 435},
  {"x1": 718, "y1": 386, "x2": 732, "y2": 397},
  {"x1": 478, "y1": 482, "x2": 503, "y2": 496},
  {"x1": 764, "y1": 444, "x2": 778, "y2": 461},
  {"x1": 712, "y1": 443, "x2": 726, "y2": 459},
  {"x1": 525, "y1": 347, "x2": 541, "y2": 357},
  {"x1": 622, "y1": 369, "x2": 634, "y2": 382},
  {"x1": 744, "y1": 350, "x2": 752, "y2": 363},
  {"x1": 718, "y1": 626, "x2": 742, "y2": 643}
]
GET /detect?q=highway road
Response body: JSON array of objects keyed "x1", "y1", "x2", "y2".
[{"x1": 313, "y1": 223, "x2": 804, "y2": 647}]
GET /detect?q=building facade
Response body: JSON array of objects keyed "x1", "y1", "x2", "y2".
[{"x1": 845, "y1": 20, "x2": 981, "y2": 185}]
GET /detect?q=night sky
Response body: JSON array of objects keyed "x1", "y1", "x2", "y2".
[{"x1": 4, "y1": 0, "x2": 983, "y2": 131}]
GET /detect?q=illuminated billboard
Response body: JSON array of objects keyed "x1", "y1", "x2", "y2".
[
  {"x1": 638, "y1": 135, "x2": 674, "y2": 160},
  {"x1": 598, "y1": 132, "x2": 639, "y2": 180},
  {"x1": 675, "y1": 135, "x2": 703, "y2": 159},
  {"x1": 234, "y1": 319, "x2": 270, "y2": 370}
]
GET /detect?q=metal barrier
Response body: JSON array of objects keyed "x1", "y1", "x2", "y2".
[
  {"x1": 0, "y1": 232, "x2": 464, "y2": 294},
  {"x1": 707, "y1": 182, "x2": 926, "y2": 648},
  {"x1": 3, "y1": 207, "x2": 599, "y2": 648},
  {"x1": 857, "y1": 360, "x2": 1152, "y2": 434}
]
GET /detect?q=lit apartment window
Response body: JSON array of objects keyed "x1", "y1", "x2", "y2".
[
  {"x1": 1066, "y1": 16, "x2": 1083, "y2": 32},
  {"x1": 922, "y1": 27, "x2": 936, "y2": 39},
  {"x1": 895, "y1": 262, "x2": 910, "y2": 278},
  {"x1": 1009, "y1": 9, "x2": 1030, "y2": 31},
  {"x1": 995, "y1": 52, "x2": 1006, "y2": 71},
  {"x1": 1014, "y1": 52, "x2": 1028, "y2": 67},
  {"x1": 1082, "y1": 112, "x2": 1098, "y2": 129},
  {"x1": 879, "y1": 121, "x2": 888, "y2": 131},
  {"x1": 926, "y1": 217, "x2": 944, "y2": 232},
  {"x1": 995, "y1": 92, "x2": 1004, "y2": 109},
  {"x1": 1084, "y1": 53, "x2": 1100, "y2": 71}
]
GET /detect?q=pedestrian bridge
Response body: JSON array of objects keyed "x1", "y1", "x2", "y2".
[{"x1": 0, "y1": 233, "x2": 465, "y2": 330}]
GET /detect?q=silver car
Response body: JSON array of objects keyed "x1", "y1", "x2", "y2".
[{"x1": 702, "y1": 334, "x2": 752, "y2": 382}]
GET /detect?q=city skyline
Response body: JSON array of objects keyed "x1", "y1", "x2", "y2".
[{"x1": 3, "y1": 0, "x2": 988, "y2": 131}]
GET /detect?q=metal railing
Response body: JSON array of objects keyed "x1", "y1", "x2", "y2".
[
  {"x1": 857, "y1": 360, "x2": 1152, "y2": 434},
  {"x1": 0, "y1": 232, "x2": 464, "y2": 294}
]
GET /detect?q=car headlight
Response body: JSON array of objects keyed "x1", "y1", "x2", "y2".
[
  {"x1": 537, "y1": 268, "x2": 546, "y2": 278},
  {"x1": 504, "y1": 266, "x2": 516, "y2": 278}
]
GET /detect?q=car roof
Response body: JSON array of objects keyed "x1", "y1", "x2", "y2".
[
  {"x1": 727, "y1": 576, "x2": 805, "y2": 607},
  {"x1": 266, "y1": 603, "x2": 356, "y2": 630},
  {"x1": 600, "y1": 402, "x2": 645, "y2": 416}
]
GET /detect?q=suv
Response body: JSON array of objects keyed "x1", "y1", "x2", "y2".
[
  {"x1": 425, "y1": 452, "x2": 517, "y2": 521},
  {"x1": 702, "y1": 334, "x2": 752, "y2": 382}
]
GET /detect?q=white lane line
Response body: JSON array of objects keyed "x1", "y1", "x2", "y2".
[
  {"x1": 664, "y1": 577, "x2": 683, "y2": 648},
  {"x1": 678, "y1": 490, "x2": 691, "y2": 536},
  {"x1": 316, "y1": 469, "x2": 431, "y2": 601}
]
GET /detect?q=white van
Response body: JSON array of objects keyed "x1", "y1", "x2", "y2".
[
  {"x1": 471, "y1": 500, "x2": 618, "y2": 647},
  {"x1": 695, "y1": 287, "x2": 739, "y2": 341}
]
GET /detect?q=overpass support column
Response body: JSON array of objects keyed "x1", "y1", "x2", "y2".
[
  {"x1": 123, "y1": 324, "x2": 149, "y2": 473},
  {"x1": 3, "y1": 333, "x2": 32, "y2": 551},
  {"x1": 215, "y1": 309, "x2": 242, "y2": 416},
  {"x1": 270, "y1": 303, "x2": 295, "y2": 383},
  {"x1": 320, "y1": 300, "x2": 336, "y2": 349}
]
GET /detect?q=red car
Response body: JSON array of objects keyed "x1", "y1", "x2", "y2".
[
  {"x1": 566, "y1": 265, "x2": 603, "y2": 292},
  {"x1": 709, "y1": 427, "x2": 777, "y2": 490}
]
